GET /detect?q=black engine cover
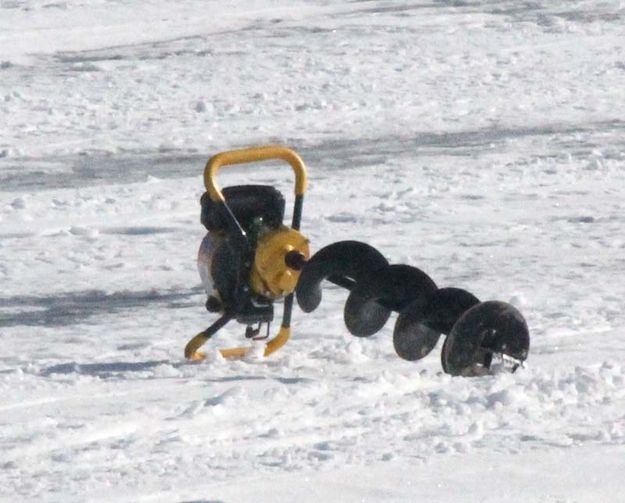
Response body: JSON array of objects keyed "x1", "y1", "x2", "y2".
[{"x1": 200, "y1": 185, "x2": 285, "y2": 232}]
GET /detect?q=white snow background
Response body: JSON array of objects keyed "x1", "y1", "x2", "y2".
[{"x1": 1, "y1": 1, "x2": 625, "y2": 501}]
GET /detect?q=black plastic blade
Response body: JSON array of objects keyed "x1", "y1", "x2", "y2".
[
  {"x1": 295, "y1": 241, "x2": 388, "y2": 313},
  {"x1": 394, "y1": 287, "x2": 480, "y2": 361},
  {"x1": 442, "y1": 301, "x2": 530, "y2": 376},
  {"x1": 344, "y1": 264, "x2": 437, "y2": 337}
]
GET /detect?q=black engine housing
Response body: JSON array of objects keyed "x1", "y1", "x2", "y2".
[{"x1": 200, "y1": 185, "x2": 285, "y2": 233}]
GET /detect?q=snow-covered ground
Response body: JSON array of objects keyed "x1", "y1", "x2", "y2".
[{"x1": 1, "y1": 1, "x2": 625, "y2": 501}]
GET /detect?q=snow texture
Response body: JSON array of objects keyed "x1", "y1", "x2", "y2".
[{"x1": 1, "y1": 1, "x2": 624, "y2": 502}]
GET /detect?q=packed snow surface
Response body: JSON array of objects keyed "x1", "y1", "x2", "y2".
[{"x1": 1, "y1": 1, "x2": 625, "y2": 502}]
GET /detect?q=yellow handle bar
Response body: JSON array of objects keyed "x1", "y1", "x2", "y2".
[{"x1": 204, "y1": 145, "x2": 308, "y2": 203}]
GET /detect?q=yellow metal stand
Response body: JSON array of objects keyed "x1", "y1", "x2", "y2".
[{"x1": 184, "y1": 326, "x2": 291, "y2": 361}]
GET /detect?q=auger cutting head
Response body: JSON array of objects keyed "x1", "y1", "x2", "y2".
[{"x1": 441, "y1": 301, "x2": 530, "y2": 376}]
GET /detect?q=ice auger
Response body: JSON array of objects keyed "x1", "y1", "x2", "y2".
[{"x1": 185, "y1": 146, "x2": 530, "y2": 376}]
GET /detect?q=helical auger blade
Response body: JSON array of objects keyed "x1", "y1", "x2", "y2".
[
  {"x1": 295, "y1": 240, "x2": 389, "y2": 313},
  {"x1": 393, "y1": 287, "x2": 480, "y2": 362},
  {"x1": 343, "y1": 264, "x2": 438, "y2": 337},
  {"x1": 296, "y1": 240, "x2": 530, "y2": 376}
]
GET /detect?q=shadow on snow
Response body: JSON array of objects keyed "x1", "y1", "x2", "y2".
[{"x1": 0, "y1": 287, "x2": 203, "y2": 328}]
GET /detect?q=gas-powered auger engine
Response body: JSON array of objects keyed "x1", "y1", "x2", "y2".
[
  {"x1": 185, "y1": 146, "x2": 530, "y2": 376},
  {"x1": 185, "y1": 146, "x2": 309, "y2": 360}
]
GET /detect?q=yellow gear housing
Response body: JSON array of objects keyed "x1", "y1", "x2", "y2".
[{"x1": 250, "y1": 226, "x2": 310, "y2": 299}]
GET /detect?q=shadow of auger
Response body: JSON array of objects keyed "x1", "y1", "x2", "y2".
[{"x1": 0, "y1": 287, "x2": 204, "y2": 328}]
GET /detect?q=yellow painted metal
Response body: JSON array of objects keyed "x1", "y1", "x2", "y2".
[
  {"x1": 185, "y1": 326, "x2": 291, "y2": 360},
  {"x1": 263, "y1": 325, "x2": 291, "y2": 356},
  {"x1": 184, "y1": 332, "x2": 210, "y2": 361},
  {"x1": 219, "y1": 346, "x2": 252, "y2": 359},
  {"x1": 250, "y1": 226, "x2": 310, "y2": 299},
  {"x1": 204, "y1": 145, "x2": 308, "y2": 203}
]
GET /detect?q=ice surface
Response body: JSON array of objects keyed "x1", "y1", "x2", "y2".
[{"x1": 1, "y1": 1, "x2": 624, "y2": 501}]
